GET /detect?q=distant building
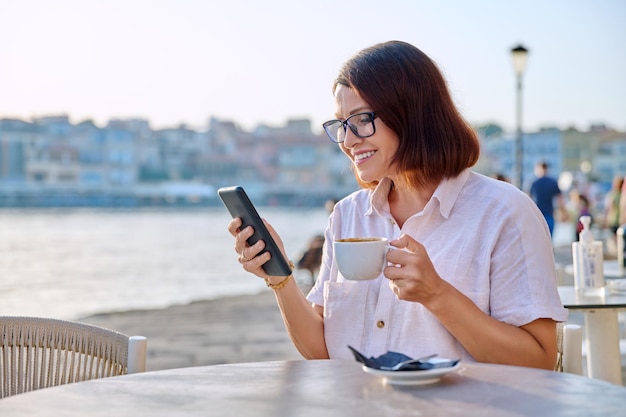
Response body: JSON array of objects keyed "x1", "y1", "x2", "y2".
[{"x1": 1, "y1": 115, "x2": 623, "y2": 207}]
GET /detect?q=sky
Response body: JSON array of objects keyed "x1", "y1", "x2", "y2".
[{"x1": 0, "y1": 0, "x2": 624, "y2": 134}]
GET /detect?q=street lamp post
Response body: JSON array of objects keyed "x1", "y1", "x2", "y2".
[{"x1": 510, "y1": 44, "x2": 529, "y2": 189}]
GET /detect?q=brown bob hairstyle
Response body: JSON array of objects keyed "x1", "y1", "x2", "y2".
[{"x1": 333, "y1": 40, "x2": 480, "y2": 190}]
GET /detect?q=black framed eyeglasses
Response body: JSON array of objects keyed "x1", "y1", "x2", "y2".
[{"x1": 322, "y1": 112, "x2": 377, "y2": 143}]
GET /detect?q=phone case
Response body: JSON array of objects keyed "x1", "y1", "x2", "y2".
[{"x1": 217, "y1": 186, "x2": 292, "y2": 276}]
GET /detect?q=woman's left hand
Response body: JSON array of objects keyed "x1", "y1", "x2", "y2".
[{"x1": 384, "y1": 234, "x2": 446, "y2": 304}]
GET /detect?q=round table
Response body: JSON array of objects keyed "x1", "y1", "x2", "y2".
[
  {"x1": 0, "y1": 360, "x2": 625, "y2": 416},
  {"x1": 558, "y1": 286, "x2": 626, "y2": 385}
]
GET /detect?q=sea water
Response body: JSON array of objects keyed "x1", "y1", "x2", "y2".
[{"x1": 0, "y1": 207, "x2": 329, "y2": 320}]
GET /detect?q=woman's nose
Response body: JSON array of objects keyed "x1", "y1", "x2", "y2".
[{"x1": 342, "y1": 127, "x2": 362, "y2": 148}]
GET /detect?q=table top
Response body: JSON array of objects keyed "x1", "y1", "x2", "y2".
[
  {"x1": 1, "y1": 360, "x2": 625, "y2": 417},
  {"x1": 558, "y1": 285, "x2": 626, "y2": 310}
]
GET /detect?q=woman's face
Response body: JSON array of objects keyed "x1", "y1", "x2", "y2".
[{"x1": 334, "y1": 84, "x2": 400, "y2": 183}]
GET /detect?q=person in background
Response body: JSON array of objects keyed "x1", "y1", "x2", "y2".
[
  {"x1": 296, "y1": 199, "x2": 337, "y2": 280},
  {"x1": 603, "y1": 176, "x2": 624, "y2": 252},
  {"x1": 573, "y1": 193, "x2": 593, "y2": 240},
  {"x1": 494, "y1": 173, "x2": 510, "y2": 182},
  {"x1": 296, "y1": 234, "x2": 324, "y2": 279},
  {"x1": 621, "y1": 176, "x2": 626, "y2": 226},
  {"x1": 529, "y1": 161, "x2": 566, "y2": 237},
  {"x1": 227, "y1": 41, "x2": 566, "y2": 370},
  {"x1": 618, "y1": 176, "x2": 626, "y2": 261}
]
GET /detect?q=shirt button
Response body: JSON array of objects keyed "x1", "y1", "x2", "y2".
[
  {"x1": 377, "y1": 320, "x2": 385, "y2": 328},
  {"x1": 389, "y1": 219, "x2": 395, "y2": 225}
]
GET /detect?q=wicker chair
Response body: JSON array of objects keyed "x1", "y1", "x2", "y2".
[
  {"x1": 554, "y1": 322, "x2": 583, "y2": 375},
  {"x1": 0, "y1": 316, "x2": 147, "y2": 398}
]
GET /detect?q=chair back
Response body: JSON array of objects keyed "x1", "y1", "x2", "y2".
[{"x1": 0, "y1": 316, "x2": 146, "y2": 398}]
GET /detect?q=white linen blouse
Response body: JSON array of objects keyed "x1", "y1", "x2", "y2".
[{"x1": 306, "y1": 169, "x2": 568, "y2": 361}]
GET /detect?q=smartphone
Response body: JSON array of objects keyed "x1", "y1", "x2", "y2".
[{"x1": 217, "y1": 186, "x2": 292, "y2": 276}]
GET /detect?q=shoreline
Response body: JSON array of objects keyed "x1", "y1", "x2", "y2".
[{"x1": 80, "y1": 279, "x2": 314, "y2": 371}]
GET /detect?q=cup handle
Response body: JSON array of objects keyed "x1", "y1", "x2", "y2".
[{"x1": 384, "y1": 244, "x2": 397, "y2": 268}]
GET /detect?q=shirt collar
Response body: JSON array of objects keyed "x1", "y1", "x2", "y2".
[
  {"x1": 367, "y1": 170, "x2": 471, "y2": 219},
  {"x1": 367, "y1": 178, "x2": 394, "y2": 217},
  {"x1": 432, "y1": 169, "x2": 471, "y2": 218}
]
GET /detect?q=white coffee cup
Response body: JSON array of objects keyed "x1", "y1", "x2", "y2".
[{"x1": 333, "y1": 237, "x2": 391, "y2": 280}]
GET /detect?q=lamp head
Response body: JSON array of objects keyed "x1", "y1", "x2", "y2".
[{"x1": 511, "y1": 44, "x2": 529, "y2": 76}]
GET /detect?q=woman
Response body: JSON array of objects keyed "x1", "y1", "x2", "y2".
[{"x1": 228, "y1": 41, "x2": 567, "y2": 370}]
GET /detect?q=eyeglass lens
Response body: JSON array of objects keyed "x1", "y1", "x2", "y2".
[{"x1": 323, "y1": 113, "x2": 375, "y2": 143}]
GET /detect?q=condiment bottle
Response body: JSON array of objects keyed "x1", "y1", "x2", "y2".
[{"x1": 572, "y1": 216, "x2": 605, "y2": 296}]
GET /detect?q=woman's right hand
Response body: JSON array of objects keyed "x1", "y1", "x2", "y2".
[
  {"x1": 227, "y1": 217, "x2": 288, "y2": 281},
  {"x1": 229, "y1": 219, "x2": 328, "y2": 360}
]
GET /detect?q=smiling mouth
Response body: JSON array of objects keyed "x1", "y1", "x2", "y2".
[{"x1": 354, "y1": 151, "x2": 376, "y2": 162}]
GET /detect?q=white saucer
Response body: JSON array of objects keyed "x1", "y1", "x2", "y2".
[{"x1": 362, "y1": 362, "x2": 461, "y2": 386}]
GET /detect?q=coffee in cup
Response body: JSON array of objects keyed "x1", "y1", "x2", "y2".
[{"x1": 333, "y1": 237, "x2": 391, "y2": 280}]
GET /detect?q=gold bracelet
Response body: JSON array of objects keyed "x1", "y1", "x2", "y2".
[
  {"x1": 265, "y1": 274, "x2": 292, "y2": 290},
  {"x1": 265, "y1": 261, "x2": 295, "y2": 290}
]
